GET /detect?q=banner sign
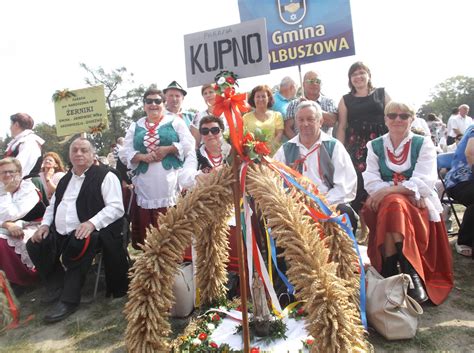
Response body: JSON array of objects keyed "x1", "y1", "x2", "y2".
[
  {"x1": 238, "y1": 0, "x2": 355, "y2": 70},
  {"x1": 184, "y1": 18, "x2": 270, "y2": 88},
  {"x1": 53, "y1": 85, "x2": 108, "y2": 137}
]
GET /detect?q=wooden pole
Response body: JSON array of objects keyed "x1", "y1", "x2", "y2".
[
  {"x1": 231, "y1": 150, "x2": 250, "y2": 352},
  {"x1": 298, "y1": 64, "x2": 304, "y2": 98}
]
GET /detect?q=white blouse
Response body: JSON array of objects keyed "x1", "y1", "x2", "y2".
[{"x1": 363, "y1": 132, "x2": 442, "y2": 221}]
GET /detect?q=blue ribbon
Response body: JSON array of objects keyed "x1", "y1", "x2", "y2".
[
  {"x1": 277, "y1": 169, "x2": 368, "y2": 329},
  {"x1": 267, "y1": 228, "x2": 295, "y2": 295}
]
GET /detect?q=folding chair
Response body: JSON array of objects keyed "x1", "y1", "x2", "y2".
[
  {"x1": 436, "y1": 152, "x2": 462, "y2": 236},
  {"x1": 88, "y1": 192, "x2": 134, "y2": 301}
]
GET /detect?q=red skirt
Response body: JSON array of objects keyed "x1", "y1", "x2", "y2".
[
  {"x1": 0, "y1": 239, "x2": 38, "y2": 286},
  {"x1": 130, "y1": 197, "x2": 167, "y2": 250},
  {"x1": 362, "y1": 194, "x2": 453, "y2": 305}
]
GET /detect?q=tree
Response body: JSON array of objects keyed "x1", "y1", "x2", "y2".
[
  {"x1": 80, "y1": 64, "x2": 145, "y2": 154},
  {"x1": 34, "y1": 122, "x2": 71, "y2": 164},
  {"x1": 418, "y1": 76, "x2": 474, "y2": 122}
]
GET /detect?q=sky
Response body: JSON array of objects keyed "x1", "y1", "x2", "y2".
[{"x1": 1, "y1": 0, "x2": 473, "y2": 138}]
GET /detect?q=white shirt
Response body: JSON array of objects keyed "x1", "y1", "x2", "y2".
[
  {"x1": 6, "y1": 130, "x2": 44, "y2": 177},
  {"x1": 120, "y1": 115, "x2": 195, "y2": 209},
  {"x1": 447, "y1": 114, "x2": 458, "y2": 137},
  {"x1": 0, "y1": 179, "x2": 39, "y2": 222},
  {"x1": 451, "y1": 114, "x2": 473, "y2": 135},
  {"x1": 41, "y1": 169, "x2": 124, "y2": 235},
  {"x1": 273, "y1": 132, "x2": 357, "y2": 205},
  {"x1": 363, "y1": 132, "x2": 442, "y2": 221}
]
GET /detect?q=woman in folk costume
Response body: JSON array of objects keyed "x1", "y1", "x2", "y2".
[
  {"x1": 5, "y1": 113, "x2": 48, "y2": 203},
  {"x1": 120, "y1": 88, "x2": 195, "y2": 249},
  {"x1": 362, "y1": 101, "x2": 453, "y2": 305},
  {"x1": 0, "y1": 158, "x2": 46, "y2": 288}
]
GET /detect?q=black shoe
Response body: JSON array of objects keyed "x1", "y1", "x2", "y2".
[
  {"x1": 395, "y1": 242, "x2": 428, "y2": 304},
  {"x1": 406, "y1": 271, "x2": 429, "y2": 304},
  {"x1": 41, "y1": 287, "x2": 62, "y2": 304},
  {"x1": 43, "y1": 301, "x2": 78, "y2": 323}
]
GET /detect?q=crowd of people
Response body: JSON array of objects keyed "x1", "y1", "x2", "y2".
[{"x1": 1, "y1": 61, "x2": 472, "y2": 326}]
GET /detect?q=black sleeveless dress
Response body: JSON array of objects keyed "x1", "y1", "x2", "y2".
[
  {"x1": 343, "y1": 87, "x2": 387, "y2": 172},
  {"x1": 343, "y1": 87, "x2": 387, "y2": 212}
]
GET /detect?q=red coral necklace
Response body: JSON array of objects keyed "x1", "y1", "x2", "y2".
[
  {"x1": 205, "y1": 148, "x2": 223, "y2": 167},
  {"x1": 386, "y1": 140, "x2": 411, "y2": 165}
]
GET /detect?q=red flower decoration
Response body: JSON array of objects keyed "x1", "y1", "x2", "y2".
[
  {"x1": 212, "y1": 314, "x2": 221, "y2": 322},
  {"x1": 254, "y1": 141, "x2": 270, "y2": 156},
  {"x1": 213, "y1": 84, "x2": 219, "y2": 91},
  {"x1": 297, "y1": 307, "x2": 305, "y2": 315},
  {"x1": 224, "y1": 86, "x2": 235, "y2": 98},
  {"x1": 210, "y1": 342, "x2": 218, "y2": 348},
  {"x1": 198, "y1": 332, "x2": 208, "y2": 341},
  {"x1": 306, "y1": 338, "x2": 314, "y2": 345},
  {"x1": 250, "y1": 348, "x2": 260, "y2": 353},
  {"x1": 226, "y1": 76, "x2": 235, "y2": 84},
  {"x1": 242, "y1": 132, "x2": 254, "y2": 145}
]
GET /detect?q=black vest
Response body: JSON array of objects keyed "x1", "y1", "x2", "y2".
[{"x1": 53, "y1": 164, "x2": 122, "y2": 232}]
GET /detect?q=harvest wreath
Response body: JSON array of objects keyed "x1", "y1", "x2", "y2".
[{"x1": 124, "y1": 70, "x2": 369, "y2": 352}]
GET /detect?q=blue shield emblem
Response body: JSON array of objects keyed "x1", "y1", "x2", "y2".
[{"x1": 278, "y1": 0, "x2": 307, "y2": 25}]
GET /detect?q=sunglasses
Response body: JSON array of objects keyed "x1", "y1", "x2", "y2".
[
  {"x1": 200, "y1": 127, "x2": 221, "y2": 135},
  {"x1": 386, "y1": 113, "x2": 411, "y2": 120},
  {"x1": 305, "y1": 78, "x2": 321, "y2": 85},
  {"x1": 144, "y1": 98, "x2": 163, "y2": 105}
]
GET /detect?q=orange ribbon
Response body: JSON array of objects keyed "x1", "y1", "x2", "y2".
[{"x1": 214, "y1": 93, "x2": 249, "y2": 160}]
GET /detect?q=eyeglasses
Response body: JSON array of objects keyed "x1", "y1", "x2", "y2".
[
  {"x1": 386, "y1": 113, "x2": 412, "y2": 120},
  {"x1": 0, "y1": 170, "x2": 18, "y2": 176},
  {"x1": 144, "y1": 98, "x2": 163, "y2": 105},
  {"x1": 200, "y1": 127, "x2": 221, "y2": 135},
  {"x1": 305, "y1": 78, "x2": 321, "y2": 85}
]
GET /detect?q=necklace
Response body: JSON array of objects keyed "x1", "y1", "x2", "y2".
[
  {"x1": 205, "y1": 148, "x2": 223, "y2": 167},
  {"x1": 386, "y1": 140, "x2": 411, "y2": 165}
]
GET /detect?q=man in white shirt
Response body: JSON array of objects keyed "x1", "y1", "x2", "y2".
[
  {"x1": 452, "y1": 104, "x2": 473, "y2": 137},
  {"x1": 27, "y1": 138, "x2": 128, "y2": 323},
  {"x1": 274, "y1": 101, "x2": 358, "y2": 232},
  {"x1": 446, "y1": 107, "x2": 459, "y2": 145}
]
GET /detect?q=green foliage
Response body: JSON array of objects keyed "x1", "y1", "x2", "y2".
[
  {"x1": 79, "y1": 63, "x2": 146, "y2": 155},
  {"x1": 34, "y1": 123, "x2": 71, "y2": 164},
  {"x1": 418, "y1": 75, "x2": 474, "y2": 122}
]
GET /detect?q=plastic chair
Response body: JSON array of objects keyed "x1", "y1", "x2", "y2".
[{"x1": 436, "y1": 153, "x2": 462, "y2": 235}]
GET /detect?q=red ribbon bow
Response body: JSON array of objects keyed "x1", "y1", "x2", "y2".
[{"x1": 213, "y1": 92, "x2": 249, "y2": 160}]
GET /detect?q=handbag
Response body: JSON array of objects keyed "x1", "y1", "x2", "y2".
[{"x1": 366, "y1": 266, "x2": 423, "y2": 340}]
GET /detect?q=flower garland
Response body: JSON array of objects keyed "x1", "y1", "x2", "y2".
[
  {"x1": 242, "y1": 129, "x2": 271, "y2": 162},
  {"x1": 174, "y1": 299, "x2": 314, "y2": 352},
  {"x1": 51, "y1": 88, "x2": 76, "y2": 102}
]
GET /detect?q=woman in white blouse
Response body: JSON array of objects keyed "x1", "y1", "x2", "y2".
[
  {"x1": 120, "y1": 88, "x2": 195, "y2": 249},
  {"x1": 0, "y1": 158, "x2": 46, "y2": 288},
  {"x1": 362, "y1": 101, "x2": 453, "y2": 305}
]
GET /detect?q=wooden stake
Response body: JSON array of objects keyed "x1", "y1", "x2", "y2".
[{"x1": 231, "y1": 150, "x2": 250, "y2": 352}]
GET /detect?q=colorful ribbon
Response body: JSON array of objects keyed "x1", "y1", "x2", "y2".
[{"x1": 263, "y1": 157, "x2": 368, "y2": 329}]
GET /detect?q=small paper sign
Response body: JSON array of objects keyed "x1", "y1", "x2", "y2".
[{"x1": 53, "y1": 85, "x2": 108, "y2": 137}]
